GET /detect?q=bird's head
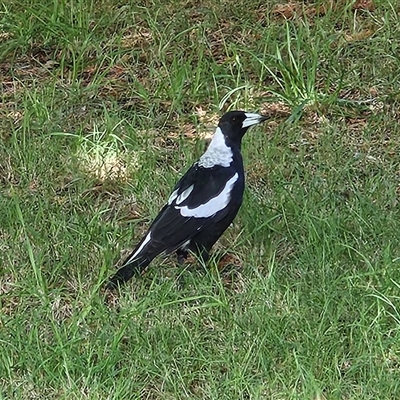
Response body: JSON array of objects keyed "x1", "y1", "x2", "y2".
[{"x1": 218, "y1": 110, "x2": 269, "y2": 147}]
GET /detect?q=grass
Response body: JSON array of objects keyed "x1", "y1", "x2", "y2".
[{"x1": 1, "y1": 0, "x2": 400, "y2": 398}]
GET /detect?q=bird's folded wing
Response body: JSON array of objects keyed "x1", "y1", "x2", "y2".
[
  {"x1": 147, "y1": 164, "x2": 240, "y2": 250},
  {"x1": 168, "y1": 163, "x2": 238, "y2": 207}
]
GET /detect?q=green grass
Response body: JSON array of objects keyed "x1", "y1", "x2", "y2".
[{"x1": 1, "y1": 0, "x2": 400, "y2": 398}]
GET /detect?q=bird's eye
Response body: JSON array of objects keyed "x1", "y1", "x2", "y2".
[{"x1": 232, "y1": 117, "x2": 237, "y2": 121}]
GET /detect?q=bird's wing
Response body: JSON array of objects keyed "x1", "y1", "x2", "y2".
[{"x1": 144, "y1": 163, "x2": 242, "y2": 252}]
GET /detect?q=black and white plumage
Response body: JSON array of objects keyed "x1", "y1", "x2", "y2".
[{"x1": 106, "y1": 110, "x2": 269, "y2": 289}]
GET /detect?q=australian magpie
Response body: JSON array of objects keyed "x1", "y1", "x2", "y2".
[{"x1": 106, "y1": 110, "x2": 269, "y2": 289}]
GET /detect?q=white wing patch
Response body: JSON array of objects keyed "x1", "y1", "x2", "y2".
[
  {"x1": 176, "y1": 173, "x2": 238, "y2": 218},
  {"x1": 126, "y1": 232, "x2": 152, "y2": 263},
  {"x1": 198, "y1": 127, "x2": 233, "y2": 168},
  {"x1": 176, "y1": 185, "x2": 194, "y2": 205},
  {"x1": 168, "y1": 189, "x2": 179, "y2": 205},
  {"x1": 180, "y1": 239, "x2": 191, "y2": 250}
]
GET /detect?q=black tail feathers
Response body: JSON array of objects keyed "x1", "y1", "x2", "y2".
[{"x1": 106, "y1": 256, "x2": 151, "y2": 290}]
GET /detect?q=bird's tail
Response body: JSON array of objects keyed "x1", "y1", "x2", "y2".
[
  {"x1": 106, "y1": 232, "x2": 158, "y2": 290},
  {"x1": 106, "y1": 255, "x2": 152, "y2": 290}
]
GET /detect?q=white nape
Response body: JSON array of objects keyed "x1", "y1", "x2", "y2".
[
  {"x1": 177, "y1": 173, "x2": 238, "y2": 218},
  {"x1": 198, "y1": 127, "x2": 233, "y2": 168}
]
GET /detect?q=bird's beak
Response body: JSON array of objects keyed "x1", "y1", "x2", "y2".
[{"x1": 242, "y1": 113, "x2": 269, "y2": 128}]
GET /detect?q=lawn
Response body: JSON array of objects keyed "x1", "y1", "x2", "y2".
[{"x1": 1, "y1": 0, "x2": 400, "y2": 398}]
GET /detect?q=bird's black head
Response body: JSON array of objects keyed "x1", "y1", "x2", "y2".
[{"x1": 218, "y1": 110, "x2": 269, "y2": 148}]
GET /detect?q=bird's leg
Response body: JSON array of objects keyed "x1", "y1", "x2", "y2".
[
  {"x1": 176, "y1": 248, "x2": 188, "y2": 265},
  {"x1": 198, "y1": 249, "x2": 210, "y2": 263},
  {"x1": 193, "y1": 246, "x2": 210, "y2": 270}
]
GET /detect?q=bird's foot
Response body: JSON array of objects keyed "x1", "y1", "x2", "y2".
[{"x1": 176, "y1": 249, "x2": 188, "y2": 265}]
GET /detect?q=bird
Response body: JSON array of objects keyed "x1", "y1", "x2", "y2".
[{"x1": 106, "y1": 110, "x2": 269, "y2": 289}]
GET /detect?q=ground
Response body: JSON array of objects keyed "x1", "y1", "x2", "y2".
[{"x1": 1, "y1": 0, "x2": 400, "y2": 398}]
